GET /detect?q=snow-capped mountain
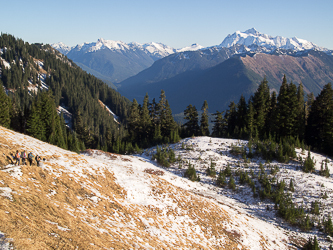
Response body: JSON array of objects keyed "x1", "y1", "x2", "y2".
[
  {"x1": 50, "y1": 42, "x2": 72, "y2": 55},
  {"x1": 177, "y1": 43, "x2": 204, "y2": 52},
  {"x1": 52, "y1": 39, "x2": 202, "y2": 59},
  {"x1": 118, "y1": 29, "x2": 333, "y2": 114},
  {"x1": 219, "y1": 28, "x2": 327, "y2": 53},
  {"x1": 51, "y1": 29, "x2": 332, "y2": 86},
  {"x1": 51, "y1": 39, "x2": 203, "y2": 84}
]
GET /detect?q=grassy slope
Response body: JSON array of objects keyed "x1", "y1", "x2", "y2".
[{"x1": 0, "y1": 126, "x2": 305, "y2": 249}]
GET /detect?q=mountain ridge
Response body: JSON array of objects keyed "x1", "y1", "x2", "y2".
[{"x1": 51, "y1": 29, "x2": 332, "y2": 85}]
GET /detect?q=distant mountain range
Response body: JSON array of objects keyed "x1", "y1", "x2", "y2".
[
  {"x1": 52, "y1": 39, "x2": 203, "y2": 84},
  {"x1": 52, "y1": 28, "x2": 333, "y2": 114},
  {"x1": 117, "y1": 29, "x2": 333, "y2": 113}
]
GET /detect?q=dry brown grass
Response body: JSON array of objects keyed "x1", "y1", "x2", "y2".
[{"x1": 0, "y1": 126, "x2": 296, "y2": 249}]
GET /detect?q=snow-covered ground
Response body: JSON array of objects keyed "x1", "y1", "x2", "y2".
[
  {"x1": 138, "y1": 137, "x2": 333, "y2": 248},
  {"x1": 1, "y1": 127, "x2": 332, "y2": 248}
]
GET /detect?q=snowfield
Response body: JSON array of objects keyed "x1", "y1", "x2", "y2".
[{"x1": 0, "y1": 127, "x2": 332, "y2": 249}]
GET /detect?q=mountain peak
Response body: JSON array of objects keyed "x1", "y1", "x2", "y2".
[
  {"x1": 50, "y1": 42, "x2": 72, "y2": 55},
  {"x1": 244, "y1": 28, "x2": 260, "y2": 35},
  {"x1": 219, "y1": 28, "x2": 322, "y2": 52}
]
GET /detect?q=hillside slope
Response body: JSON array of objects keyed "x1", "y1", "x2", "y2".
[
  {"x1": 241, "y1": 50, "x2": 333, "y2": 94},
  {"x1": 0, "y1": 126, "x2": 307, "y2": 249}
]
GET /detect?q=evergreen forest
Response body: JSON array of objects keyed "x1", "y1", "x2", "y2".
[{"x1": 0, "y1": 34, "x2": 131, "y2": 153}]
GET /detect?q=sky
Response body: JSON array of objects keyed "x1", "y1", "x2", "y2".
[{"x1": 1, "y1": 0, "x2": 333, "y2": 50}]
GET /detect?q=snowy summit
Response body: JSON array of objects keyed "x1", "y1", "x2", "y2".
[
  {"x1": 52, "y1": 39, "x2": 203, "y2": 59},
  {"x1": 219, "y1": 28, "x2": 325, "y2": 52}
]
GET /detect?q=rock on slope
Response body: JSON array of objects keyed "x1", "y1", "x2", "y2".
[{"x1": 0, "y1": 126, "x2": 304, "y2": 249}]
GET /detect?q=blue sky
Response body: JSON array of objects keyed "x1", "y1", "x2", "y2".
[{"x1": 2, "y1": 0, "x2": 333, "y2": 49}]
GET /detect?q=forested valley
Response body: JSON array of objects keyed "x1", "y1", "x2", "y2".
[{"x1": 1, "y1": 33, "x2": 333, "y2": 160}]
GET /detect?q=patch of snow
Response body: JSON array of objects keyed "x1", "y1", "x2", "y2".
[
  {"x1": 0, "y1": 187, "x2": 13, "y2": 201},
  {"x1": 98, "y1": 100, "x2": 119, "y2": 124}
]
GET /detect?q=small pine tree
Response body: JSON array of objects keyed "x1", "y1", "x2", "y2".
[
  {"x1": 325, "y1": 216, "x2": 333, "y2": 236},
  {"x1": 206, "y1": 159, "x2": 216, "y2": 177},
  {"x1": 311, "y1": 201, "x2": 320, "y2": 215},
  {"x1": 303, "y1": 150, "x2": 315, "y2": 173},
  {"x1": 228, "y1": 175, "x2": 236, "y2": 190},
  {"x1": 302, "y1": 215, "x2": 312, "y2": 231},
  {"x1": 216, "y1": 171, "x2": 226, "y2": 187},
  {"x1": 224, "y1": 164, "x2": 232, "y2": 177},
  {"x1": 184, "y1": 162, "x2": 200, "y2": 182},
  {"x1": 302, "y1": 236, "x2": 320, "y2": 250},
  {"x1": 289, "y1": 179, "x2": 295, "y2": 192}
]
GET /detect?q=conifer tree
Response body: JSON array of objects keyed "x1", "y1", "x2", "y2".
[
  {"x1": 265, "y1": 91, "x2": 278, "y2": 138},
  {"x1": 276, "y1": 76, "x2": 298, "y2": 138},
  {"x1": 296, "y1": 82, "x2": 306, "y2": 140},
  {"x1": 140, "y1": 93, "x2": 152, "y2": 144},
  {"x1": 0, "y1": 82, "x2": 11, "y2": 128},
  {"x1": 26, "y1": 99, "x2": 46, "y2": 141},
  {"x1": 216, "y1": 171, "x2": 226, "y2": 187},
  {"x1": 252, "y1": 77, "x2": 270, "y2": 138},
  {"x1": 236, "y1": 95, "x2": 247, "y2": 138},
  {"x1": 200, "y1": 100, "x2": 210, "y2": 136},
  {"x1": 212, "y1": 111, "x2": 225, "y2": 138},
  {"x1": 303, "y1": 236, "x2": 320, "y2": 250},
  {"x1": 246, "y1": 101, "x2": 255, "y2": 138},
  {"x1": 183, "y1": 104, "x2": 200, "y2": 137},
  {"x1": 306, "y1": 83, "x2": 333, "y2": 155},
  {"x1": 161, "y1": 100, "x2": 176, "y2": 141},
  {"x1": 225, "y1": 101, "x2": 237, "y2": 137},
  {"x1": 303, "y1": 150, "x2": 315, "y2": 173},
  {"x1": 128, "y1": 98, "x2": 141, "y2": 141}
]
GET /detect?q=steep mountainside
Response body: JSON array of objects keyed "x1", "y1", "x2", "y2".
[
  {"x1": 240, "y1": 50, "x2": 333, "y2": 93},
  {"x1": 0, "y1": 34, "x2": 131, "y2": 153},
  {"x1": 119, "y1": 56, "x2": 259, "y2": 114},
  {"x1": 0, "y1": 126, "x2": 313, "y2": 249}
]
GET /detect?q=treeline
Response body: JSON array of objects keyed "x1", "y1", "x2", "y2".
[
  {"x1": 0, "y1": 33, "x2": 132, "y2": 153},
  {"x1": 181, "y1": 75, "x2": 333, "y2": 156},
  {"x1": 127, "y1": 91, "x2": 181, "y2": 148}
]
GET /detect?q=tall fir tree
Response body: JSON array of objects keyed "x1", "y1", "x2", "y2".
[
  {"x1": 183, "y1": 104, "x2": 200, "y2": 137},
  {"x1": 128, "y1": 98, "x2": 141, "y2": 141},
  {"x1": 26, "y1": 98, "x2": 46, "y2": 141},
  {"x1": 225, "y1": 101, "x2": 237, "y2": 137},
  {"x1": 276, "y1": 76, "x2": 298, "y2": 138},
  {"x1": 236, "y1": 95, "x2": 248, "y2": 138},
  {"x1": 211, "y1": 111, "x2": 226, "y2": 138},
  {"x1": 306, "y1": 83, "x2": 333, "y2": 155},
  {"x1": 200, "y1": 100, "x2": 210, "y2": 136},
  {"x1": 252, "y1": 77, "x2": 270, "y2": 138},
  {"x1": 140, "y1": 93, "x2": 152, "y2": 145},
  {"x1": 296, "y1": 82, "x2": 306, "y2": 140}
]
